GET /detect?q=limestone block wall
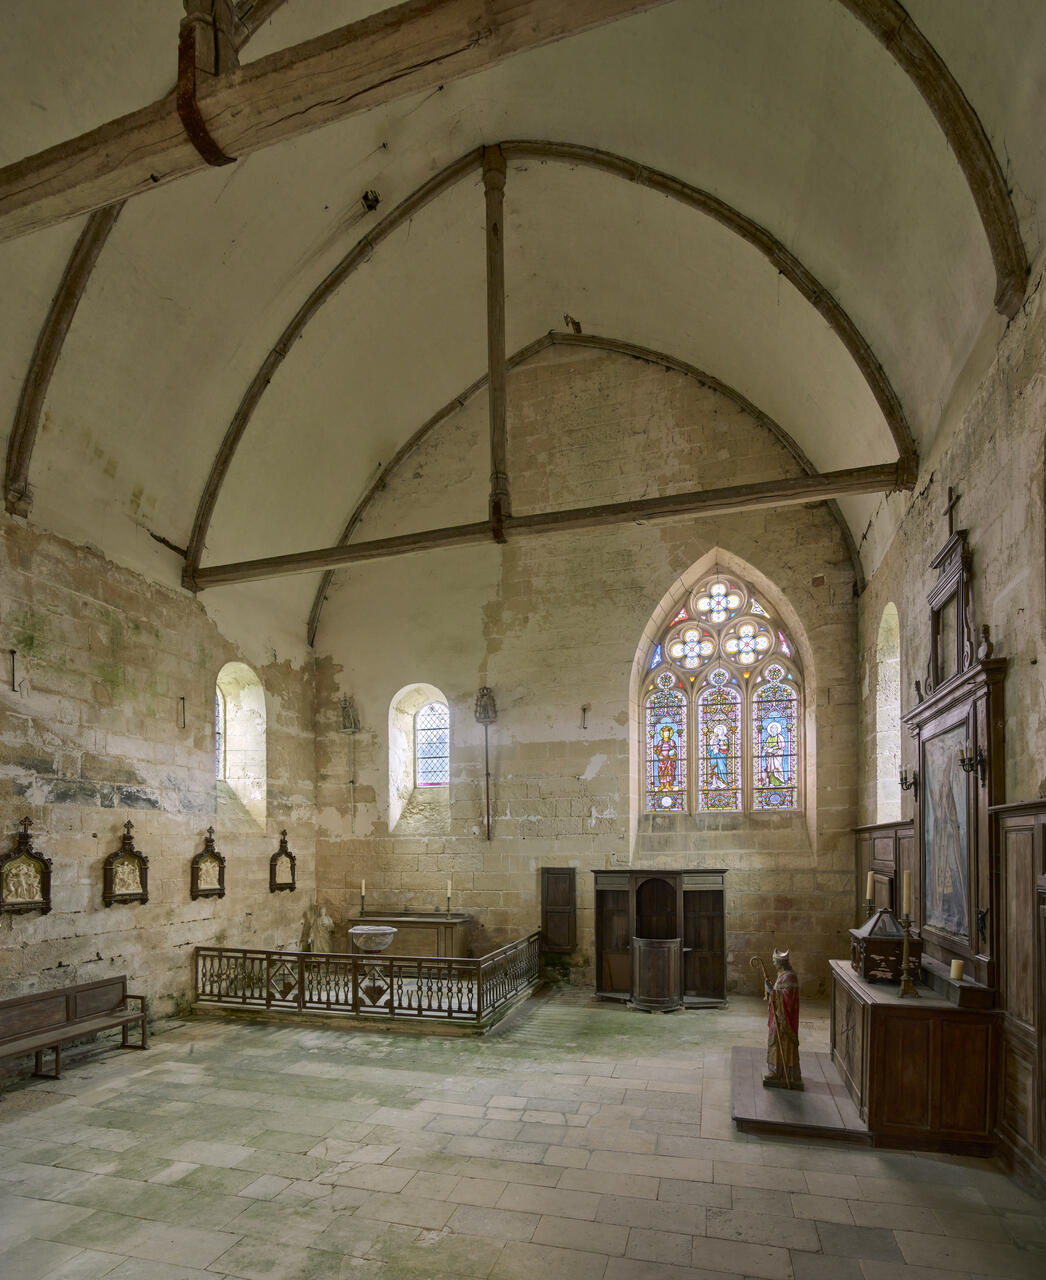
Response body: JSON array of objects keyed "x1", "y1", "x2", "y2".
[
  {"x1": 0, "y1": 514, "x2": 316, "y2": 1014},
  {"x1": 314, "y1": 347, "x2": 859, "y2": 995},
  {"x1": 857, "y1": 262, "x2": 1046, "y2": 821}
]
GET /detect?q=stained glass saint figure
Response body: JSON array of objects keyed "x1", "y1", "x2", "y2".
[{"x1": 645, "y1": 673, "x2": 687, "y2": 812}]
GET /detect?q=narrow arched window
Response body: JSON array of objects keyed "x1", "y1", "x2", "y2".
[
  {"x1": 644, "y1": 672, "x2": 687, "y2": 812},
  {"x1": 875, "y1": 603, "x2": 901, "y2": 822},
  {"x1": 697, "y1": 670, "x2": 743, "y2": 812},
  {"x1": 215, "y1": 662, "x2": 266, "y2": 826},
  {"x1": 752, "y1": 665, "x2": 799, "y2": 810},
  {"x1": 640, "y1": 573, "x2": 803, "y2": 815},
  {"x1": 215, "y1": 687, "x2": 226, "y2": 780},
  {"x1": 415, "y1": 701, "x2": 450, "y2": 787}
]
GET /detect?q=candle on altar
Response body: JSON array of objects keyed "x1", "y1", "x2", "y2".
[
  {"x1": 950, "y1": 959, "x2": 965, "y2": 981},
  {"x1": 902, "y1": 870, "x2": 911, "y2": 917},
  {"x1": 361, "y1": 879, "x2": 366, "y2": 897},
  {"x1": 865, "y1": 871, "x2": 874, "y2": 901}
]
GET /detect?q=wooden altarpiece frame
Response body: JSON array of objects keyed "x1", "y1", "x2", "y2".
[
  {"x1": 269, "y1": 830, "x2": 296, "y2": 893},
  {"x1": 0, "y1": 818, "x2": 52, "y2": 915},
  {"x1": 103, "y1": 820, "x2": 149, "y2": 907},
  {"x1": 902, "y1": 517, "x2": 1005, "y2": 988},
  {"x1": 190, "y1": 827, "x2": 226, "y2": 900}
]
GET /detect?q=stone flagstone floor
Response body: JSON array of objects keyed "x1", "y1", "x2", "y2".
[{"x1": 0, "y1": 988, "x2": 1043, "y2": 1279}]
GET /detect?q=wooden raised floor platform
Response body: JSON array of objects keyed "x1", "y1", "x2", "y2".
[{"x1": 731, "y1": 1045, "x2": 870, "y2": 1143}]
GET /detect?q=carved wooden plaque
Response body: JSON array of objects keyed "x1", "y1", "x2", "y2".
[
  {"x1": 269, "y1": 830, "x2": 296, "y2": 893},
  {"x1": 191, "y1": 827, "x2": 226, "y2": 900},
  {"x1": 0, "y1": 818, "x2": 52, "y2": 915},
  {"x1": 103, "y1": 820, "x2": 149, "y2": 906}
]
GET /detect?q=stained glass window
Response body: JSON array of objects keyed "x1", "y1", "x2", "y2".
[
  {"x1": 753, "y1": 666, "x2": 798, "y2": 810},
  {"x1": 695, "y1": 581, "x2": 742, "y2": 623},
  {"x1": 667, "y1": 626, "x2": 714, "y2": 670},
  {"x1": 215, "y1": 689, "x2": 225, "y2": 780},
  {"x1": 645, "y1": 672, "x2": 687, "y2": 812},
  {"x1": 724, "y1": 621, "x2": 772, "y2": 665},
  {"x1": 642, "y1": 572, "x2": 802, "y2": 815},
  {"x1": 415, "y1": 701, "x2": 450, "y2": 786},
  {"x1": 697, "y1": 670, "x2": 742, "y2": 811}
]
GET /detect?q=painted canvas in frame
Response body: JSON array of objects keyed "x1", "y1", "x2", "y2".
[{"x1": 921, "y1": 722, "x2": 969, "y2": 940}]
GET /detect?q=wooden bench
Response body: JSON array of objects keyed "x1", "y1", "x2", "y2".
[{"x1": 0, "y1": 975, "x2": 147, "y2": 1078}]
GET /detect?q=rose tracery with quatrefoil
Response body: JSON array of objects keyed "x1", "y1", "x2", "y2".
[{"x1": 642, "y1": 574, "x2": 803, "y2": 815}]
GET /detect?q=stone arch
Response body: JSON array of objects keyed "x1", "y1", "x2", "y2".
[
  {"x1": 388, "y1": 682, "x2": 451, "y2": 835},
  {"x1": 874, "y1": 602, "x2": 901, "y2": 822},
  {"x1": 215, "y1": 661, "x2": 266, "y2": 828},
  {"x1": 629, "y1": 546, "x2": 818, "y2": 851}
]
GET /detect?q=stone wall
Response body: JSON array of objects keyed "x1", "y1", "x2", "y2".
[
  {"x1": 857, "y1": 263, "x2": 1046, "y2": 820},
  {"x1": 0, "y1": 514, "x2": 316, "y2": 1014},
  {"x1": 314, "y1": 347, "x2": 860, "y2": 995}
]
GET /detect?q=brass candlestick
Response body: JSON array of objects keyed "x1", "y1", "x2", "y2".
[
  {"x1": 897, "y1": 914, "x2": 919, "y2": 998},
  {"x1": 864, "y1": 897, "x2": 874, "y2": 920}
]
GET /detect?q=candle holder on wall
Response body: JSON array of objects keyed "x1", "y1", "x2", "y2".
[
  {"x1": 958, "y1": 741, "x2": 987, "y2": 785},
  {"x1": 899, "y1": 768, "x2": 919, "y2": 801}
]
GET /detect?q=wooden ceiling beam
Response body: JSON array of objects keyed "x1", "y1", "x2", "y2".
[
  {"x1": 189, "y1": 461, "x2": 910, "y2": 590},
  {"x1": 0, "y1": 0, "x2": 671, "y2": 244}
]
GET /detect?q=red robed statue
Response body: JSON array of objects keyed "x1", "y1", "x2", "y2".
[{"x1": 751, "y1": 948, "x2": 803, "y2": 1090}]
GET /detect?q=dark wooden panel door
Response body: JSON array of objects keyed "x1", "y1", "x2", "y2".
[
  {"x1": 541, "y1": 867, "x2": 576, "y2": 954},
  {"x1": 634, "y1": 876, "x2": 676, "y2": 940},
  {"x1": 596, "y1": 888, "x2": 630, "y2": 995},
  {"x1": 683, "y1": 889, "x2": 724, "y2": 1000}
]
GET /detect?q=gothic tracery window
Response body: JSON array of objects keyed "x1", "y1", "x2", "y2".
[{"x1": 642, "y1": 575, "x2": 803, "y2": 815}]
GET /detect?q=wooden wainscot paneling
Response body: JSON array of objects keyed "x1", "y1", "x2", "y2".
[
  {"x1": 854, "y1": 821, "x2": 912, "y2": 924},
  {"x1": 991, "y1": 800, "x2": 1046, "y2": 1187}
]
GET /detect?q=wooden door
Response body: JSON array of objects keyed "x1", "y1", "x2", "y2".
[{"x1": 541, "y1": 867, "x2": 576, "y2": 953}]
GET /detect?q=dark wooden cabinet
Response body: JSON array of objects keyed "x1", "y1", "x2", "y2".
[
  {"x1": 830, "y1": 959, "x2": 997, "y2": 1153},
  {"x1": 593, "y1": 869, "x2": 726, "y2": 1007}
]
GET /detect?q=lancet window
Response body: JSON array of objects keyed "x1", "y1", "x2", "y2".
[{"x1": 642, "y1": 575, "x2": 803, "y2": 814}]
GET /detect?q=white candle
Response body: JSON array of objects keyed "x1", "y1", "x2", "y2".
[
  {"x1": 446, "y1": 880, "x2": 452, "y2": 897},
  {"x1": 950, "y1": 959, "x2": 965, "y2": 982},
  {"x1": 361, "y1": 879, "x2": 365, "y2": 897},
  {"x1": 865, "y1": 871, "x2": 874, "y2": 901},
  {"x1": 902, "y1": 870, "x2": 911, "y2": 917}
]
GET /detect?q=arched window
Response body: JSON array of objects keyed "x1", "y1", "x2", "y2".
[
  {"x1": 215, "y1": 662, "x2": 266, "y2": 826},
  {"x1": 874, "y1": 603, "x2": 901, "y2": 822},
  {"x1": 389, "y1": 684, "x2": 451, "y2": 834},
  {"x1": 415, "y1": 701, "x2": 450, "y2": 786},
  {"x1": 644, "y1": 672, "x2": 687, "y2": 811},
  {"x1": 641, "y1": 574, "x2": 803, "y2": 814}
]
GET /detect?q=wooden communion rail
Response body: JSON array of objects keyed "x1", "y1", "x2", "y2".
[{"x1": 194, "y1": 932, "x2": 541, "y2": 1027}]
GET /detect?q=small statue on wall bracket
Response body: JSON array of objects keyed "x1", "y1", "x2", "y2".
[{"x1": 751, "y1": 949, "x2": 803, "y2": 1090}]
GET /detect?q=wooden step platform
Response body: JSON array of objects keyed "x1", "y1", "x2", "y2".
[{"x1": 731, "y1": 1045, "x2": 871, "y2": 1143}]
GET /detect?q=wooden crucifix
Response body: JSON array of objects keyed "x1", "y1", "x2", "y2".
[{"x1": 942, "y1": 485, "x2": 961, "y2": 537}]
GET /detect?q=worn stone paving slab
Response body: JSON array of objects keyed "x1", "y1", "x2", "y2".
[{"x1": 0, "y1": 990, "x2": 1037, "y2": 1280}]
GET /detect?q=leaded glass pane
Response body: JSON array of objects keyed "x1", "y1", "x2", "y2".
[
  {"x1": 649, "y1": 643, "x2": 662, "y2": 670},
  {"x1": 415, "y1": 701, "x2": 449, "y2": 786},
  {"x1": 667, "y1": 626, "x2": 714, "y2": 670},
  {"x1": 753, "y1": 665, "x2": 797, "y2": 810},
  {"x1": 697, "y1": 670, "x2": 741, "y2": 811},
  {"x1": 645, "y1": 672, "x2": 687, "y2": 812},
  {"x1": 215, "y1": 689, "x2": 225, "y2": 780}
]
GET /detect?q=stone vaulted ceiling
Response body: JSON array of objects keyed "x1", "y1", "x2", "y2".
[{"x1": 1, "y1": 0, "x2": 1044, "y2": 646}]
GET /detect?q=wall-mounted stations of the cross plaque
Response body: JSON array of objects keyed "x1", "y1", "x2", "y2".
[
  {"x1": 103, "y1": 820, "x2": 149, "y2": 906},
  {"x1": 0, "y1": 818, "x2": 52, "y2": 915},
  {"x1": 902, "y1": 486, "x2": 1006, "y2": 992},
  {"x1": 190, "y1": 827, "x2": 226, "y2": 900},
  {"x1": 269, "y1": 830, "x2": 296, "y2": 893}
]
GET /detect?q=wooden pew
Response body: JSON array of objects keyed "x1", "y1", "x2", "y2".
[{"x1": 0, "y1": 976, "x2": 147, "y2": 1078}]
